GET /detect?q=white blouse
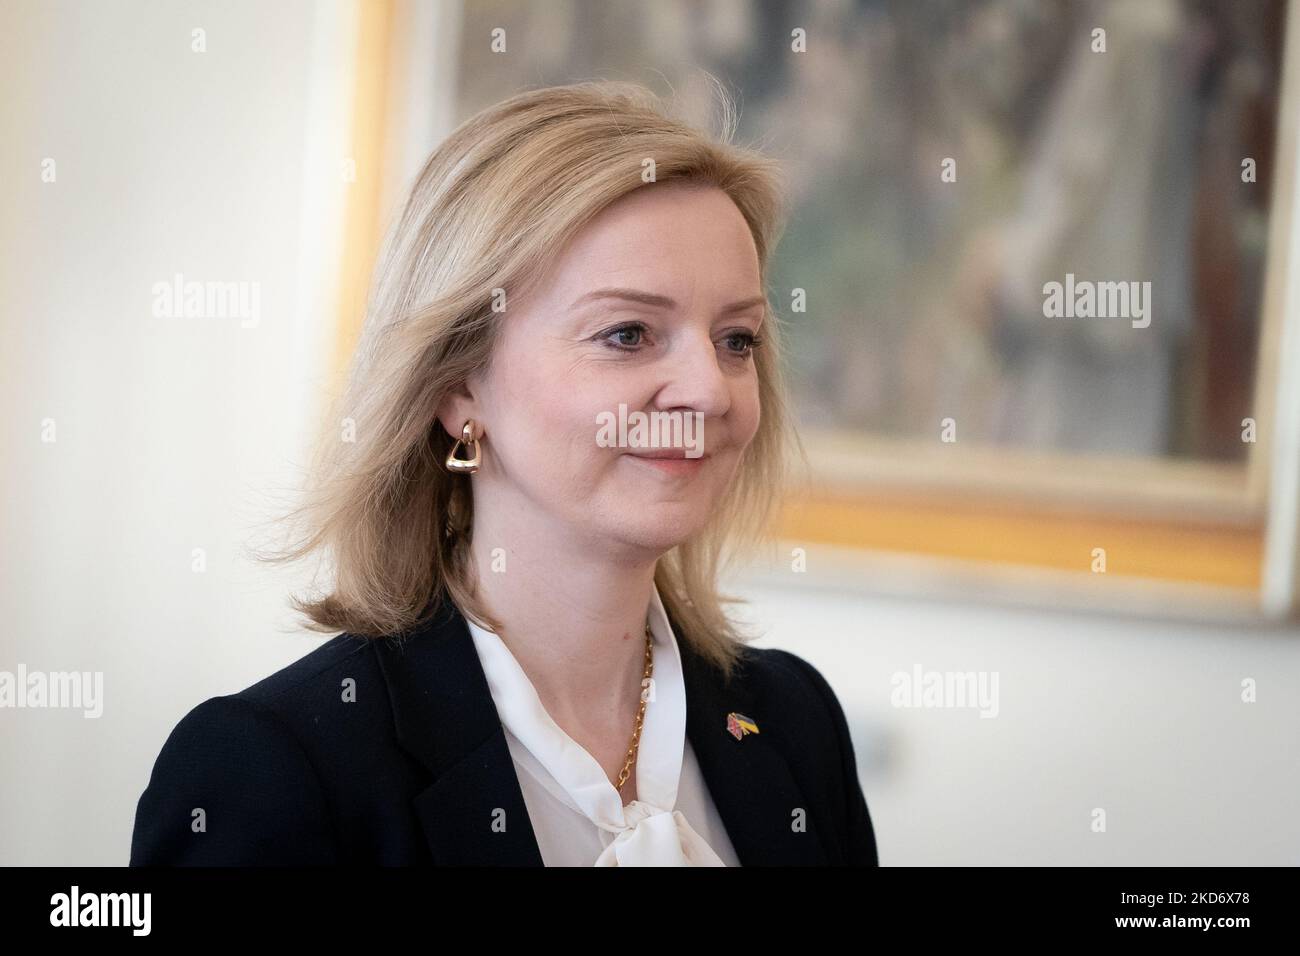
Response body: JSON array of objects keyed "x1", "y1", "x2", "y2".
[{"x1": 464, "y1": 584, "x2": 741, "y2": 866}]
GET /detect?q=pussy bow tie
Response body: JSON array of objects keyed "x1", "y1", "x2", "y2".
[{"x1": 592, "y1": 799, "x2": 727, "y2": 867}]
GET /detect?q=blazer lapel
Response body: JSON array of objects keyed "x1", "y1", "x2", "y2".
[
  {"x1": 675, "y1": 622, "x2": 831, "y2": 865},
  {"x1": 372, "y1": 593, "x2": 829, "y2": 866},
  {"x1": 372, "y1": 596, "x2": 544, "y2": 866}
]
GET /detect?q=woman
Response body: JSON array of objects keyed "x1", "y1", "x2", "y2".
[{"x1": 129, "y1": 80, "x2": 878, "y2": 866}]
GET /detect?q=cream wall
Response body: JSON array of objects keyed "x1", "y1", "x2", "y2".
[
  {"x1": 0, "y1": 0, "x2": 355, "y2": 864},
  {"x1": 735, "y1": 569, "x2": 1300, "y2": 866}
]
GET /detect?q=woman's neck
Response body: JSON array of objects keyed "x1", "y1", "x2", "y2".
[{"x1": 465, "y1": 509, "x2": 659, "y2": 735}]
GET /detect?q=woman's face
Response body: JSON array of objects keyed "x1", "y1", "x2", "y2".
[{"x1": 447, "y1": 182, "x2": 765, "y2": 557}]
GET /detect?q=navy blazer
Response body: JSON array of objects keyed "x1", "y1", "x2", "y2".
[{"x1": 129, "y1": 593, "x2": 878, "y2": 866}]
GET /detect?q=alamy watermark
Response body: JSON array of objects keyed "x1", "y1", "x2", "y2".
[
  {"x1": 890, "y1": 664, "x2": 999, "y2": 718},
  {"x1": 595, "y1": 403, "x2": 705, "y2": 457},
  {"x1": 0, "y1": 665, "x2": 103, "y2": 718},
  {"x1": 1042, "y1": 273, "x2": 1151, "y2": 329},
  {"x1": 50, "y1": 886, "x2": 150, "y2": 935},
  {"x1": 151, "y1": 272, "x2": 261, "y2": 328}
]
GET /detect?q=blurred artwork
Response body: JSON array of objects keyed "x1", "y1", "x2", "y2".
[{"x1": 453, "y1": 0, "x2": 1286, "y2": 461}]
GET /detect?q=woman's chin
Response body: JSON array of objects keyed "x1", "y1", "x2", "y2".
[{"x1": 603, "y1": 510, "x2": 710, "y2": 553}]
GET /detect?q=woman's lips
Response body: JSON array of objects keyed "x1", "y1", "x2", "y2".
[{"x1": 623, "y1": 450, "x2": 711, "y2": 475}]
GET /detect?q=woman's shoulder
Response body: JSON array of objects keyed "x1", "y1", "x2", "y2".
[
  {"x1": 732, "y1": 644, "x2": 878, "y2": 865},
  {"x1": 128, "y1": 689, "x2": 345, "y2": 865},
  {"x1": 730, "y1": 643, "x2": 855, "y2": 733},
  {"x1": 128, "y1": 632, "x2": 399, "y2": 865},
  {"x1": 145, "y1": 630, "x2": 397, "y2": 775},
  {"x1": 148, "y1": 632, "x2": 383, "y2": 757},
  {"x1": 177, "y1": 628, "x2": 373, "y2": 719},
  {"x1": 237, "y1": 631, "x2": 377, "y2": 706}
]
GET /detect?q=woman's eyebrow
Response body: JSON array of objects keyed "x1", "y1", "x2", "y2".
[{"x1": 570, "y1": 287, "x2": 767, "y2": 315}]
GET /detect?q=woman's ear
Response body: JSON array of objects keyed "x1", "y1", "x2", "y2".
[{"x1": 435, "y1": 381, "x2": 478, "y2": 441}]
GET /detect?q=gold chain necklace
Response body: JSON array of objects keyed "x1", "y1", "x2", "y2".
[{"x1": 614, "y1": 622, "x2": 654, "y2": 792}]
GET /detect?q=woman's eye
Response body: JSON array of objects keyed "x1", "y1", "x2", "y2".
[
  {"x1": 721, "y1": 331, "x2": 761, "y2": 357},
  {"x1": 601, "y1": 323, "x2": 646, "y2": 350},
  {"x1": 598, "y1": 323, "x2": 762, "y2": 357}
]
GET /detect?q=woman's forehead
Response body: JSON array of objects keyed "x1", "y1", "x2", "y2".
[{"x1": 538, "y1": 192, "x2": 761, "y2": 305}]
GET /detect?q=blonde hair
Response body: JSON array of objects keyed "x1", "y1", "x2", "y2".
[{"x1": 261, "y1": 79, "x2": 803, "y2": 679}]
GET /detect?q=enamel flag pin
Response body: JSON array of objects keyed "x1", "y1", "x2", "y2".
[{"x1": 726, "y1": 712, "x2": 759, "y2": 740}]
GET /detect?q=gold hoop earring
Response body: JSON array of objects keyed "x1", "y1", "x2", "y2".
[{"x1": 445, "y1": 420, "x2": 482, "y2": 474}]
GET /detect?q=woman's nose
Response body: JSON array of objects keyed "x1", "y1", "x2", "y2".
[{"x1": 652, "y1": 333, "x2": 733, "y2": 420}]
